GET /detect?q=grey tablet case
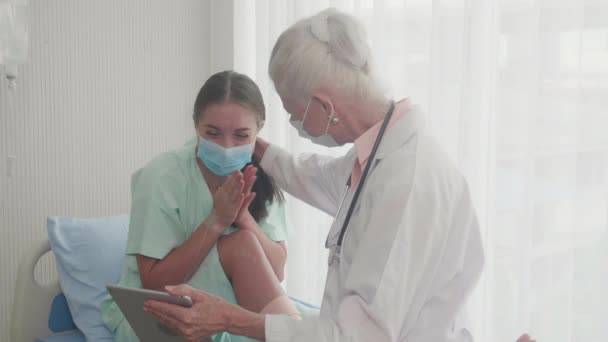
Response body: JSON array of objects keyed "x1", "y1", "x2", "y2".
[{"x1": 107, "y1": 285, "x2": 212, "y2": 342}]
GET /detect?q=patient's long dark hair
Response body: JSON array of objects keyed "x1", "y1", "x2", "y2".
[{"x1": 193, "y1": 70, "x2": 283, "y2": 222}]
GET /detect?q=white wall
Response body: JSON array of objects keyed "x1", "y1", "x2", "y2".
[{"x1": 0, "y1": 1, "x2": 214, "y2": 339}]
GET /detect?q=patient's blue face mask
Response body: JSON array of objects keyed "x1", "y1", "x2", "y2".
[{"x1": 197, "y1": 137, "x2": 253, "y2": 176}]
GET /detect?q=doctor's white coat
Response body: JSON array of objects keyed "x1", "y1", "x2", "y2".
[{"x1": 260, "y1": 107, "x2": 484, "y2": 342}]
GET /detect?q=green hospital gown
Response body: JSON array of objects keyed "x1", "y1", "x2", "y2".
[{"x1": 101, "y1": 141, "x2": 288, "y2": 342}]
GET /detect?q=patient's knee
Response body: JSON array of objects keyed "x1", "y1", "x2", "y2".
[
  {"x1": 222, "y1": 230, "x2": 259, "y2": 250},
  {"x1": 218, "y1": 230, "x2": 264, "y2": 273}
]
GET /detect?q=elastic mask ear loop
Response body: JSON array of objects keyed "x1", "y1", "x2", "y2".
[
  {"x1": 302, "y1": 98, "x2": 312, "y2": 124},
  {"x1": 324, "y1": 106, "x2": 335, "y2": 134}
]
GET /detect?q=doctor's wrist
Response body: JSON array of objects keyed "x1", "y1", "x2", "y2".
[{"x1": 223, "y1": 304, "x2": 266, "y2": 341}]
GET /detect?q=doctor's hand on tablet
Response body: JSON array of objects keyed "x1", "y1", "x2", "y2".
[{"x1": 144, "y1": 284, "x2": 248, "y2": 342}]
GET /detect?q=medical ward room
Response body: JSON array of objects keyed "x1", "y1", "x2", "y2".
[{"x1": 0, "y1": 0, "x2": 607, "y2": 341}]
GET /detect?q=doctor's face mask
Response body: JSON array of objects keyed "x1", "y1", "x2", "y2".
[{"x1": 288, "y1": 97, "x2": 340, "y2": 147}]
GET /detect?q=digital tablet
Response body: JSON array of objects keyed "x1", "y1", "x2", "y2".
[{"x1": 106, "y1": 284, "x2": 198, "y2": 341}]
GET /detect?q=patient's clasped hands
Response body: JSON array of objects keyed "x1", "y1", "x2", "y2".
[{"x1": 209, "y1": 165, "x2": 258, "y2": 231}]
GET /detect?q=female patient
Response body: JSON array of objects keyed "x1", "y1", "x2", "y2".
[{"x1": 101, "y1": 71, "x2": 300, "y2": 342}]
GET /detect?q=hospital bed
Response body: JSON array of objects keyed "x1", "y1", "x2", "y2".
[
  {"x1": 11, "y1": 215, "x2": 134, "y2": 341},
  {"x1": 11, "y1": 238, "x2": 84, "y2": 342},
  {"x1": 10, "y1": 216, "x2": 318, "y2": 342}
]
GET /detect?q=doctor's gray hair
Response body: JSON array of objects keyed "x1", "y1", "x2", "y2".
[{"x1": 269, "y1": 8, "x2": 384, "y2": 99}]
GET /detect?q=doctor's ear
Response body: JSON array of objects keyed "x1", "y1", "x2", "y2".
[{"x1": 311, "y1": 94, "x2": 334, "y2": 115}]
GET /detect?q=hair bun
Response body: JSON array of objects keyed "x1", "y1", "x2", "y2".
[
  {"x1": 308, "y1": 8, "x2": 370, "y2": 71},
  {"x1": 310, "y1": 13, "x2": 330, "y2": 43}
]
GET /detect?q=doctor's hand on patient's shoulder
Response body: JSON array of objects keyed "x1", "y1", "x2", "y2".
[
  {"x1": 144, "y1": 284, "x2": 230, "y2": 342},
  {"x1": 209, "y1": 171, "x2": 245, "y2": 229},
  {"x1": 254, "y1": 138, "x2": 270, "y2": 162}
]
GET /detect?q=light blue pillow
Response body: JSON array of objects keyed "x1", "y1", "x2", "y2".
[{"x1": 47, "y1": 215, "x2": 129, "y2": 341}]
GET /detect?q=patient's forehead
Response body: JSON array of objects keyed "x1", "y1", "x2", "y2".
[{"x1": 199, "y1": 101, "x2": 258, "y2": 130}]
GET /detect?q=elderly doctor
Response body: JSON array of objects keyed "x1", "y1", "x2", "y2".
[{"x1": 145, "y1": 8, "x2": 493, "y2": 342}]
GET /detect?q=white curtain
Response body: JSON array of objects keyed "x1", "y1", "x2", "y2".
[{"x1": 233, "y1": 1, "x2": 608, "y2": 341}]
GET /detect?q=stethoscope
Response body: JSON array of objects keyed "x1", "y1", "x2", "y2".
[{"x1": 326, "y1": 100, "x2": 396, "y2": 266}]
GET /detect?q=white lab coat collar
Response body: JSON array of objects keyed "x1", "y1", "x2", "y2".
[{"x1": 375, "y1": 105, "x2": 425, "y2": 160}]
